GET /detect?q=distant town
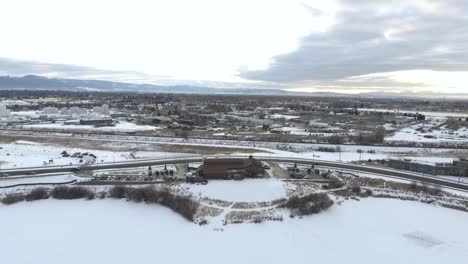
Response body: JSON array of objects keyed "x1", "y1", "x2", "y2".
[{"x1": 1, "y1": 89, "x2": 468, "y2": 232}]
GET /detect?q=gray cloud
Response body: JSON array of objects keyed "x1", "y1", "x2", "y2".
[{"x1": 241, "y1": 0, "x2": 468, "y2": 84}]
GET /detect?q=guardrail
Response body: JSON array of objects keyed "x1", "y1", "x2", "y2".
[{"x1": 0, "y1": 180, "x2": 77, "y2": 189}]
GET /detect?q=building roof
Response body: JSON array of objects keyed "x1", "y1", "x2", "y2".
[
  {"x1": 199, "y1": 157, "x2": 264, "y2": 179},
  {"x1": 202, "y1": 158, "x2": 255, "y2": 169}
]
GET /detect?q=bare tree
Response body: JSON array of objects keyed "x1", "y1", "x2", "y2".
[{"x1": 373, "y1": 126, "x2": 386, "y2": 143}]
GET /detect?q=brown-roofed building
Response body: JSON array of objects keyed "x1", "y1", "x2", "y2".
[{"x1": 198, "y1": 156, "x2": 265, "y2": 180}]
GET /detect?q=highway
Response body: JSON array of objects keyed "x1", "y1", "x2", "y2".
[
  {"x1": 1, "y1": 155, "x2": 468, "y2": 191},
  {"x1": 0, "y1": 127, "x2": 466, "y2": 152}
]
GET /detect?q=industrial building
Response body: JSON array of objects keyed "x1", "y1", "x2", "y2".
[
  {"x1": 79, "y1": 118, "x2": 114, "y2": 127},
  {"x1": 388, "y1": 158, "x2": 468, "y2": 177}
]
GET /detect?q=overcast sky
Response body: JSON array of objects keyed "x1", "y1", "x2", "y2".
[{"x1": 0, "y1": 0, "x2": 467, "y2": 93}]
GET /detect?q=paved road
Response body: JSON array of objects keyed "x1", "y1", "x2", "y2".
[{"x1": 1, "y1": 155, "x2": 468, "y2": 191}]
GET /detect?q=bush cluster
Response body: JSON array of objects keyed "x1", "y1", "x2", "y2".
[
  {"x1": 317, "y1": 147, "x2": 336, "y2": 152},
  {"x1": 50, "y1": 186, "x2": 95, "y2": 200},
  {"x1": 351, "y1": 185, "x2": 361, "y2": 193},
  {"x1": 1, "y1": 193, "x2": 25, "y2": 205},
  {"x1": 409, "y1": 182, "x2": 442, "y2": 196},
  {"x1": 109, "y1": 186, "x2": 199, "y2": 221},
  {"x1": 281, "y1": 193, "x2": 334, "y2": 216},
  {"x1": 109, "y1": 185, "x2": 128, "y2": 199},
  {"x1": 25, "y1": 188, "x2": 50, "y2": 201},
  {"x1": 327, "y1": 178, "x2": 345, "y2": 189},
  {"x1": 2, "y1": 185, "x2": 198, "y2": 222}
]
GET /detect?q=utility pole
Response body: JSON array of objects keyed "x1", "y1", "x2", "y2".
[{"x1": 312, "y1": 150, "x2": 315, "y2": 167}]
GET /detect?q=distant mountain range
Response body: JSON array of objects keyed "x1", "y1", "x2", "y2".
[
  {"x1": 0, "y1": 75, "x2": 467, "y2": 99},
  {"x1": 0, "y1": 75, "x2": 293, "y2": 95}
]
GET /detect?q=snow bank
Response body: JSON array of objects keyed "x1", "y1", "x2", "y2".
[{"x1": 0, "y1": 174, "x2": 78, "y2": 188}]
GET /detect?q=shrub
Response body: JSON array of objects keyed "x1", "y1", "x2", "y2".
[
  {"x1": 252, "y1": 217, "x2": 263, "y2": 224},
  {"x1": 86, "y1": 191, "x2": 96, "y2": 200},
  {"x1": 364, "y1": 189, "x2": 373, "y2": 197},
  {"x1": 409, "y1": 182, "x2": 419, "y2": 191},
  {"x1": 50, "y1": 186, "x2": 94, "y2": 200},
  {"x1": 1, "y1": 193, "x2": 25, "y2": 205},
  {"x1": 327, "y1": 178, "x2": 345, "y2": 189},
  {"x1": 317, "y1": 147, "x2": 336, "y2": 152},
  {"x1": 155, "y1": 190, "x2": 199, "y2": 222},
  {"x1": 98, "y1": 191, "x2": 107, "y2": 199},
  {"x1": 351, "y1": 185, "x2": 361, "y2": 193},
  {"x1": 109, "y1": 186, "x2": 128, "y2": 199},
  {"x1": 408, "y1": 182, "x2": 442, "y2": 196},
  {"x1": 426, "y1": 186, "x2": 442, "y2": 196},
  {"x1": 125, "y1": 187, "x2": 156, "y2": 203},
  {"x1": 25, "y1": 188, "x2": 50, "y2": 201},
  {"x1": 281, "y1": 193, "x2": 334, "y2": 216}
]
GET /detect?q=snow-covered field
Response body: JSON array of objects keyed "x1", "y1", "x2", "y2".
[
  {"x1": 23, "y1": 121, "x2": 161, "y2": 132},
  {"x1": 268, "y1": 113, "x2": 300, "y2": 120},
  {"x1": 0, "y1": 141, "x2": 129, "y2": 168},
  {"x1": 0, "y1": 198, "x2": 467, "y2": 264},
  {"x1": 358, "y1": 108, "x2": 468, "y2": 118},
  {"x1": 181, "y1": 179, "x2": 286, "y2": 202},
  {"x1": 387, "y1": 123, "x2": 468, "y2": 143},
  {"x1": 0, "y1": 140, "x2": 191, "y2": 168}
]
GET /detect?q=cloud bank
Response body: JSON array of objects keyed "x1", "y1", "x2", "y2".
[{"x1": 241, "y1": 0, "x2": 468, "y2": 93}]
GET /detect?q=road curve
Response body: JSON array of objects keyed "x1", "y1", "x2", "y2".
[{"x1": 1, "y1": 155, "x2": 468, "y2": 191}]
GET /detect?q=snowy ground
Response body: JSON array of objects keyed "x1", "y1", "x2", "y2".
[
  {"x1": 181, "y1": 179, "x2": 286, "y2": 202},
  {"x1": 0, "y1": 140, "x2": 191, "y2": 169},
  {"x1": 0, "y1": 198, "x2": 467, "y2": 264},
  {"x1": 268, "y1": 113, "x2": 300, "y2": 120},
  {"x1": 383, "y1": 110, "x2": 468, "y2": 143},
  {"x1": 387, "y1": 123, "x2": 468, "y2": 143},
  {"x1": 23, "y1": 121, "x2": 161, "y2": 132},
  {"x1": 358, "y1": 108, "x2": 468, "y2": 118}
]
